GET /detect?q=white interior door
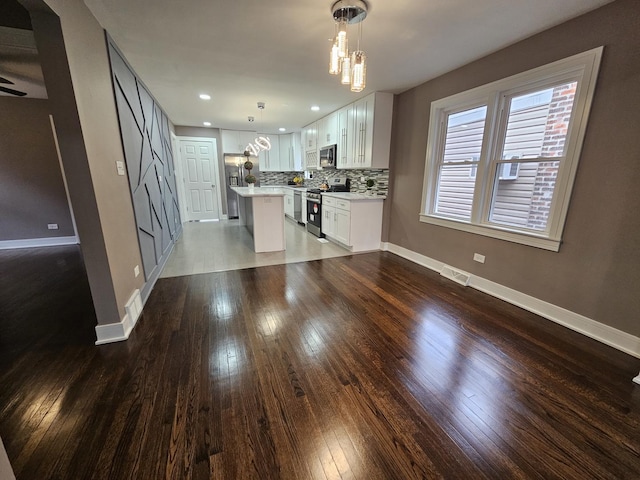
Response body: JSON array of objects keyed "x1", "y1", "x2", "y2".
[{"x1": 179, "y1": 139, "x2": 220, "y2": 221}]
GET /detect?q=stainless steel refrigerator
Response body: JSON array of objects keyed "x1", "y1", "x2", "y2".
[{"x1": 224, "y1": 154, "x2": 260, "y2": 219}]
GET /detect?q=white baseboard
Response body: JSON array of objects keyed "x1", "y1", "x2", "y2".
[
  {"x1": 0, "y1": 236, "x2": 79, "y2": 250},
  {"x1": 95, "y1": 289, "x2": 143, "y2": 345},
  {"x1": 381, "y1": 242, "x2": 640, "y2": 360},
  {"x1": 634, "y1": 374, "x2": 640, "y2": 385}
]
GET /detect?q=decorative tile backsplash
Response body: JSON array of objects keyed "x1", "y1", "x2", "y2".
[{"x1": 260, "y1": 169, "x2": 389, "y2": 195}]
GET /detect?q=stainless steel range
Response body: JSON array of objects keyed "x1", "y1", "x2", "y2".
[{"x1": 306, "y1": 176, "x2": 350, "y2": 238}]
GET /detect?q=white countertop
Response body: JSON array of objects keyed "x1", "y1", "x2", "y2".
[
  {"x1": 231, "y1": 186, "x2": 285, "y2": 197},
  {"x1": 268, "y1": 185, "x2": 308, "y2": 192},
  {"x1": 322, "y1": 192, "x2": 387, "y2": 201}
]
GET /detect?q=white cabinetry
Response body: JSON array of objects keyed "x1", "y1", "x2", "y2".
[
  {"x1": 278, "y1": 133, "x2": 303, "y2": 171},
  {"x1": 303, "y1": 122, "x2": 318, "y2": 152},
  {"x1": 349, "y1": 92, "x2": 393, "y2": 169},
  {"x1": 337, "y1": 105, "x2": 355, "y2": 168},
  {"x1": 321, "y1": 197, "x2": 349, "y2": 245},
  {"x1": 301, "y1": 191, "x2": 307, "y2": 224},
  {"x1": 279, "y1": 134, "x2": 292, "y2": 171},
  {"x1": 303, "y1": 91, "x2": 393, "y2": 171},
  {"x1": 303, "y1": 122, "x2": 319, "y2": 170},
  {"x1": 321, "y1": 195, "x2": 384, "y2": 252},
  {"x1": 284, "y1": 189, "x2": 295, "y2": 218},
  {"x1": 318, "y1": 111, "x2": 339, "y2": 148},
  {"x1": 292, "y1": 132, "x2": 303, "y2": 171},
  {"x1": 339, "y1": 92, "x2": 393, "y2": 169},
  {"x1": 221, "y1": 129, "x2": 257, "y2": 154},
  {"x1": 322, "y1": 203, "x2": 336, "y2": 238},
  {"x1": 258, "y1": 134, "x2": 280, "y2": 171}
]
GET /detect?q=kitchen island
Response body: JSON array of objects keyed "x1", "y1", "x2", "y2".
[{"x1": 232, "y1": 187, "x2": 286, "y2": 252}]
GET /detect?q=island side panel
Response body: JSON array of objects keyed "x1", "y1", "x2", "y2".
[
  {"x1": 350, "y1": 200, "x2": 384, "y2": 252},
  {"x1": 252, "y1": 196, "x2": 285, "y2": 253}
]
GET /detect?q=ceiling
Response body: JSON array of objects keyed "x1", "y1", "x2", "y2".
[
  {"x1": 0, "y1": 26, "x2": 47, "y2": 99},
  {"x1": 9, "y1": 0, "x2": 616, "y2": 132}
]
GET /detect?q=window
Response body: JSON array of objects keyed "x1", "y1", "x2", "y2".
[{"x1": 421, "y1": 48, "x2": 602, "y2": 251}]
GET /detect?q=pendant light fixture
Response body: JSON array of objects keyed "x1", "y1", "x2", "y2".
[
  {"x1": 350, "y1": 21, "x2": 366, "y2": 92},
  {"x1": 350, "y1": 51, "x2": 366, "y2": 92},
  {"x1": 341, "y1": 56, "x2": 351, "y2": 85},
  {"x1": 328, "y1": 0, "x2": 368, "y2": 92},
  {"x1": 336, "y1": 18, "x2": 349, "y2": 59},
  {"x1": 329, "y1": 35, "x2": 341, "y2": 75},
  {"x1": 245, "y1": 102, "x2": 272, "y2": 156}
]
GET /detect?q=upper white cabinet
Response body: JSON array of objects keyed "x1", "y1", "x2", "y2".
[
  {"x1": 303, "y1": 122, "x2": 318, "y2": 152},
  {"x1": 279, "y1": 134, "x2": 292, "y2": 171},
  {"x1": 302, "y1": 122, "x2": 319, "y2": 170},
  {"x1": 350, "y1": 92, "x2": 393, "y2": 169},
  {"x1": 337, "y1": 104, "x2": 355, "y2": 168},
  {"x1": 292, "y1": 131, "x2": 303, "y2": 171},
  {"x1": 220, "y1": 129, "x2": 257, "y2": 154},
  {"x1": 318, "y1": 111, "x2": 339, "y2": 148},
  {"x1": 258, "y1": 134, "x2": 280, "y2": 172},
  {"x1": 304, "y1": 91, "x2": 393, "y2": 171},
  {"x1": 277, "y1": 133, "x2": 303, "y2": 172}
]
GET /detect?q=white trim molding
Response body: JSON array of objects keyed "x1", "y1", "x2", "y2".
[
  {"x1": 95, "y1": 289, "x2": 143, "y2": 345},
  {"x1": 420, "y1": 47, "x2": 603, "y2": 251},
  {"x1": 381, "y1": 242, "x2": 640, "y2": 362},
  {"x1": 634, "y1": 373, "x2": 640, "y2": 386},
  {"x1": 0, "y1": 236, "x2": 79, "y2": 250}
]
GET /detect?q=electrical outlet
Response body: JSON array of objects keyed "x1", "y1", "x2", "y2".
[
  {"x1": 47, "y1": 223, "x2": 59, "y2": 230},
  {"x1": 473, "y1": 253, "x2": 485, "y2": 264},
  {"x1": 134, "y1": 265, "x2": 140, "y2": 277},
  {"x1": 116, "y1": 161, "x2": 126, "y2": 176}
]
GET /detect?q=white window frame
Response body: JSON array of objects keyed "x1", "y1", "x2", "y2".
[{"x1": 420, "y1": 47, "x2": 603, "y2": 252}]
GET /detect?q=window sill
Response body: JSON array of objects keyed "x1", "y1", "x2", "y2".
[{"x1": 419, "y1": 214, "x2": 561, "y2": 251}]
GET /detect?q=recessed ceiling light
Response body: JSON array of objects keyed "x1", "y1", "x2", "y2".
[
  {"x1": 311, "y1": 105, "x2": 320, "y2": 111},
  {"x1": 279, "y1": 127, "x2": 286, "y2": 132},
  {"x1": 203, "y1": 121, "x2": 211, "y2": 126},
  {"x1": 199, "y1": 94, "x2": 211, "y2": 100}
]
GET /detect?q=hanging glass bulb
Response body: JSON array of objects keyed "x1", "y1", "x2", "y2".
[
  {"x1": 329, "y1": 39, "x2": 341, "y2": 75},
  {"x1": 336, "y1": 19, "x2": 348, "y2": 58},
  {"x1": 341, "y1": 56, "x2": 351, "y2": 85},
  {"x1": 350, "y1": 51, "x2": 366, "y2": 92}
]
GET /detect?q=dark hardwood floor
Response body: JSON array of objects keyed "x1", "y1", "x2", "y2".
[{"x1": 1, "y1": 247, "x2": 639, "y2": 479}]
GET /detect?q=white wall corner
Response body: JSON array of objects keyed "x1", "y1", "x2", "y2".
[
  {"x1": 634, "y1": 373, "x2": 640, "y2": 386},
  {"x1": 385, "y1": 242, "x2": 640, "y2": 367},
  {"x1": 94, "y1": 289, "x2": 143, "y2": 345}
]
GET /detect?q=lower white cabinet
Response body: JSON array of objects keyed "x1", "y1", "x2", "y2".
[
  {"x1": 321, "y1": 196, "x2": 384, "y2": 252},
  {"x1": 301, "y1": 191, "x2": 307, "y2": 224},
  {"x1": 284, "y1": 189, "x2": 295, "y2": 218},
  {"x1": 322, "y1": 204, "x2": 336, "y2": 238}
]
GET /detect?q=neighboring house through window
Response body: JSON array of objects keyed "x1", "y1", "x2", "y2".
[{"x1": 420, "y1": 47, "x2": 603, "y2": 251}]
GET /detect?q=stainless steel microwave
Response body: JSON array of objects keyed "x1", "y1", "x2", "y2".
[{"x1": 319, "y1": 144, "x2": 337, "y2": 169}]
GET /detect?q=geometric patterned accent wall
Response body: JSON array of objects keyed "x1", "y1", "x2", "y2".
[{"x1": 106, "y1": 37, "x2": 182, "y2": 281}]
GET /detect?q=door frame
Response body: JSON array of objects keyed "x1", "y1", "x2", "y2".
[{"x1": 175, "y1": 136, "x2": 223, "y2": 222}]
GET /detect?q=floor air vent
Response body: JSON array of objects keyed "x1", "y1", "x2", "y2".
[{"x1": 440, "y1": 265, "x2": 471, "y2": 286}]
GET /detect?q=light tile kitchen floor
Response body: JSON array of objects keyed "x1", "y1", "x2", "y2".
[{"x1": 160, "y1": 218, "x2": 352, "y2": 277}]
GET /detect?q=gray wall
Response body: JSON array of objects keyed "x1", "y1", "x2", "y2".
[
  {"x1": 0, "y1": 97, "x2": 74, "y2": 241},
  {"x1": 108, "y1": 39, "x2": 181, "y2": 287},
  {"x1": 24, "y1": 0, "x2": 145, "y2": 326},
  {"x1": 386, "y1": 0, "x2": 640, "y2": 337}
]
